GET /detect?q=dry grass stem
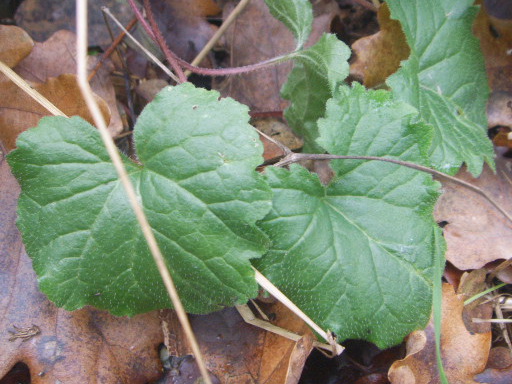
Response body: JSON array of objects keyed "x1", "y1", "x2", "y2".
[
  {"x1": 0, "y1": 60, "x2": 66, "y2": 117},
  {"x1": 77, "y1": 1, "x2": 212, "y2": 383},
  {"x1": 101, "y1": 7, "x2": 180, "y2": 82}
]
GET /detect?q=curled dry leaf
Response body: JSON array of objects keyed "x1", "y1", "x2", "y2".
[
  {"x1": 434, "y1": 150, "x2": 512, "y2": 270},
  {"x1": 0, "y1": 25, "x2": 33, "y2": 67},
  {"x1": 0, "y1": 150, "x2": 167, "y2": 383},
  {"x1": 350, "y1": 3, "x2": 409, "y2": 88},
  {"x1": 388, "y1": 284, "x2": 491, "y2": 384}
]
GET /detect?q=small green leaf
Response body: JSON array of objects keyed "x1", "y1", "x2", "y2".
[
  {"x1": 386, "y1": 0, "x2": 494, "y2": 176},
  {"x1": 282, "y1": 33, "x2": 351, "y2": 152},
  {"x1": 8, "y1": 83, "x2": 272, "y2": 316},
  {"x1": 256, "y1": 84, "x2": 442, "y2": 348},
  {"x1": 264, "y1": 0, "x2": 313, "y2": 49}
]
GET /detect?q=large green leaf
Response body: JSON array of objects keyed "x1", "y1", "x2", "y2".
[
  {"x1": 282, "y1": 33, "x2": 351, "y2": 152},
  {"x1": 8, "y1": 83, "x2": 272, "y2": 316},
  {"x1": 256, "y1": 84, "x2": 442, "y2": 348},
  {"x1": 264, "y1": 0, "x2": 312, "y2": 50},
  {"x1": 386, "y1": 0, "x2": 494, "y2": 176}
]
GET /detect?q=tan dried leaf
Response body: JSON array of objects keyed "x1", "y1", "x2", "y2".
[
  {"x1": 350, "y1": 3, "x2": 409, "y2": 88},
  {"x1": 0, "y1": 74, "x2": 110, "y2": 151},
  {"x1": 0, "y1": 25, "x2": 34, "y2": 68},
  {"x1": 388, "y1": 284, "x2": 491, "y2": 384},
  {"x1": 166, "y1": 302, "x2": 315, "y2": 383},
  {"x1": 434, "y1": 151, "x2": 512, "y2": 270}
]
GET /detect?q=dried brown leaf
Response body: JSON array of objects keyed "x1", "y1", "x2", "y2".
[
  {"x1": 0, "y1": 74, "x2": 110, "y2": 151},
  {"x1": 165, "y1": 301, "x2": 315, "y2": 383},
  {"x1": 0, "y1": 25, "x2": 34, "y2": 68},
  {"x1": 388, "y1": 284, "x2": 492, "y2": 384},
  {"x1": 14, "y1": 29, "x2": 122, "y2": 136},
  {"x1": 350, "y1": 3, "x2": 409, "y2": 88},
  {"x1": 0, "y1": 150, "x2": 166, "y2": 383},
  {"x1": 434, "y1": 150, "x2": 512, "y2": 270}
]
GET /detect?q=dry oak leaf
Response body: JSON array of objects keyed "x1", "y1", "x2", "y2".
[
  {"x1": 434, "y1": 150, "x2": 512, "y2": 270},
  {"x1": 0, "y1": 25, "x2": 33, "y2": 67},
  {"x1": 388, "y1": 284, "x2": 491, "y2": 384},
  {"x1": 350, "y1": 3, "x2": 409, "y2": 88},
  {"x1": 0, "y1": 146, "x2": 168, "y2": 384},
  {"x1": 14, "y1": 29, "x2": 122, "y2": 136}
]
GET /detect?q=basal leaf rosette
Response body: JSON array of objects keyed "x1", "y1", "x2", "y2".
[
  {"x1": 256, "y1": 84, "x2": 443, "y2": 348},
  {"x1": 8, "y1": 83, "x2": 272, "y2": 316}
]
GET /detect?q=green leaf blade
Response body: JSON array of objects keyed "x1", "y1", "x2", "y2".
[
  {"x1": 257, "y1": 85, "x2": 443, "y2": 348},
  {"x1": 264, "y1": 0, "x2": 313, "y2": 49},
  {"x1": 386, "y1": 0, "x2": 494, "y2": 176},
  {"x1": 282, "y1": 33, "x2": 351, "y2": 152},
  {"x1": 8, "y1": 83, "x2": 272, "y2": 316}
]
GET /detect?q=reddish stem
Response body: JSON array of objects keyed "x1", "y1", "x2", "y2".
[
  {"x1": 126, "y1": 0, "x2": 155, "y2": 40},
  {"x1": 127, "y1": 0, "x2": 295, "y2": 78},
  {"x1": 143, "y1": 0, "x2": 187, "y2": 83}
]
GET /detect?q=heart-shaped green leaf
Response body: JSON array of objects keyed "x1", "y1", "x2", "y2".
[
  {"x1": 256, "y1": 84, "x2": 442, "y2": 348},
  {"x1": 8, "y1": 83, "x2": 272, "y2": 316}
]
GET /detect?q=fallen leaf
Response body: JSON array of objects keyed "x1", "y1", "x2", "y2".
[
  {"x1": 350, "y1": 3, "x2": 409, "y2": 88},
  {"x1": 388, "y1": 284, "x2": 492, "y2": 384},
  {"x1": 0, "y1": 25, "x2": 33, "y2": 67},
  {"x1": 165, "y1": 301, "x2": 316, "y2": 384},
  {"x1": 475, "y1": 346, "x2": 512, "y2": 384},
  {"x1": 253, "y1": 117, "x2": 303, "y2": 162},
  {"x1": 0, "y1": 73, "x2": 110, "y2": 151},
  {"x1": 0, "y1": 148, "x2": 166, "y2": 383},
  {"x1": 14, "y1": 29, "x2": 122, "y2": 136},
  {"x1": 434, "y1": 150, "x2": 512, "y2": 270},
  {"x1": 213, "y1": 0, "x2": 339, "y2": 113}
]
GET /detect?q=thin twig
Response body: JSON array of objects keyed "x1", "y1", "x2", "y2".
[
  {"x1": 0, "y1": 61, "x2": 66, "y2": 117},
  {"x1": 274, "y1": 152, "x2": 512, "y2": 225},
  {"x1": 88, "y1": 16, "x2": 138, "y2": 82},
  {"x1": 76, "y1": 2, "x2": 212, "y2": 384},
  {"x1": 185, "y1": 0, "x2": 251, "y2": 77},
  {"x1": 142, "y1": 0, "x2": 187, "y2": 83},
  {"x1": 101, "y1": 7, "x2": 179, "y2": 83}
]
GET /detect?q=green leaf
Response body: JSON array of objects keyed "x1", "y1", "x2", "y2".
[
  {"x1": 264, "y1": 0, "x2": 313, "y2": 50},
  {"x1": 8, "y1": 83, "x2": 272, "y2": 316},
  {"x1": 282, "y1": 33, "x2": 351, "y2": 152},
  {"x1": 256, "y1": 84, "x2": 442, "y2": 348},
  {"x1": 386, "y1": 0, "x2": 494, "y2": 176}
]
